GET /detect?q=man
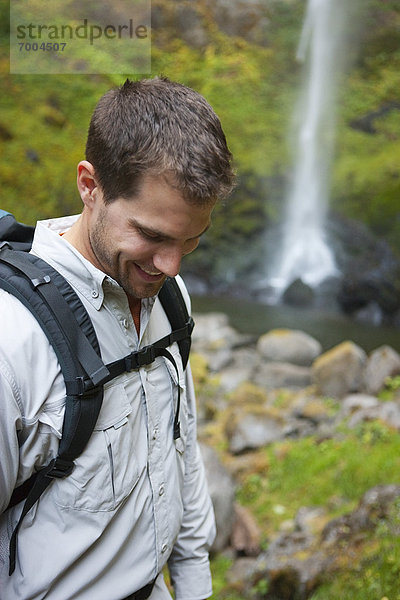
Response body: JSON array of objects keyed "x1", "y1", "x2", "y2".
[{"x1": 0, "y1": 77, "x2": 235, "y2": 599}]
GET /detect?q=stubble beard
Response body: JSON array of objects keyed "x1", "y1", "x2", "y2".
[{"x1": 89, "y1": 214, "x2": 165, "y2": 300}]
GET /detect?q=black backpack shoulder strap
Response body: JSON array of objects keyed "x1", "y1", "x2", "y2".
[
  {"x1": 158, "y1": 276, "x2": 193, "y2": 369},
  {"x1": 0, "y1": 244, "x2": 109, "y2": 574},
  {"x1": 0, "y1": 210, "x2": 34, "y2": 251}
]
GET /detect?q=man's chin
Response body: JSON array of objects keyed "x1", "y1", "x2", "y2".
[{"x1": 124, "y1": 277, "x2": 167, "y2": 300}]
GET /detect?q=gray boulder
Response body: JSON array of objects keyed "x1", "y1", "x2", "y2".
[
  {"x1": 254, "y1": 361, "x2": 312, "y2": 390},
  {"x1": 228, "y1": 412, "x2": 284, "y2": 454},
  {"x1": 341, "y1": 393, "x2": 380, "y2": 415},
  {"x1": 364, "y1": 345, "x2": 400, "y2": 395},
  {"x1": 257, "y1": 329, "x2": 322, "y2": 367},
  {"x1": 191, "y1": 312, "x2": 251, "y2": 359},
  {"x1": 311, "y1": 341, "x2": 367, "y2": 398},
  {"x1": 218, "y1": 347, "x2": 259, "y2": 392},
  {"x1": 347, "y1": 401, "x2": 400, "y2": 431},
  {"x1": 200, "y1": 443, "x2": 236, "y2": 552}
]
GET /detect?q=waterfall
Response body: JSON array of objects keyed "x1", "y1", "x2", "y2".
[{"x1": 269, "y1": 0, "x2": 349, "y2": 294}]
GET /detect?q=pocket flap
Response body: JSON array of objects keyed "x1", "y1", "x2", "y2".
[{"x1": 94, "y1": 383, "x2": 132, "y2": 430}]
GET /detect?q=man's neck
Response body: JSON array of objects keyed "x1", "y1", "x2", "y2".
[{"x1": 128, "y1": 297, "x2": 141, "y2": 335}]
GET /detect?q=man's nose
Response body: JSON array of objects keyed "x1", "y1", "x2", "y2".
[{"x1": 153, "y1": 246, "x2": 183, "y2": 278}]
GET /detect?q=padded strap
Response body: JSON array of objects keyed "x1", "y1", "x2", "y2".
[
  {"x1": 0, "y1": 247, "x2": 107, "y2": 574},
  {"x1": 0, "y1": 246, "x2": 109, "y2": 386},
  {"x1": 159, "y1": 277, "x2": 192, "y2": 369}
]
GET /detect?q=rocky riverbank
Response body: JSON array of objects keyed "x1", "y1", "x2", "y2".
[{"x1": 194, "y1": 312, "x2": 400, "y2": 599}]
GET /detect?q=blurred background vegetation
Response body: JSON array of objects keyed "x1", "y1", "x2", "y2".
[{"x1": 1, "y1": 0, "x2": 399, "y2": 256}]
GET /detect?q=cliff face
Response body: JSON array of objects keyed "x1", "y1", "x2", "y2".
[{"x1": 152, "y1": 0, "x2": 277, "y2": 48}]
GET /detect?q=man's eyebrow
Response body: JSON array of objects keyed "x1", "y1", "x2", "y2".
[{"x1": 129, "y1": 218, "x2": 211, "y2": 241}]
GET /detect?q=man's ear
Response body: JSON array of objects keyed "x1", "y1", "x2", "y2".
[{"x1": 77, "y1": 161, "x2": 99, "y2": 208}]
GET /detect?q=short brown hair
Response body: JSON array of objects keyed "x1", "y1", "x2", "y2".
[{"x1": 85, "y1": 77, "x2": 235, "y2": 204}]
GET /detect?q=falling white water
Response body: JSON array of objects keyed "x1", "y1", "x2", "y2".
[{"x1": 269, "y1": 0, "x2": 349, "y2": 294}]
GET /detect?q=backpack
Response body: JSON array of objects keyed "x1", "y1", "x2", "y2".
[{"x1": 0, "y1": 211, "x2": 194, "y2": 575}]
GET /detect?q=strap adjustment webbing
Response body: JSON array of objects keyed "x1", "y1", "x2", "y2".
[
  {"x1": 45, "y1": 457, "x2": 75, "y2": 479},
  {"x1": 9, "y1": 455, "x2": 75, "y2": 575}
]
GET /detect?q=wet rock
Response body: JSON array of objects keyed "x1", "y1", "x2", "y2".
[
  {"x1": 218, "y1": 365, "x2": 254, "y2": 393},
  {"x1": 364, "y1": 345, "x2": 400, "y2": 395},
  {"x1": 243, "y1": 536, "x2": 331, "y2": 600},
  {"x1": 347, "y1": 400, "x2": 400, "y2": 430},
  {"x1": 283, "y1": 395, "x2": 337, "y2": 440},
  {"x1": 282, "y1": 278, "x2": 314, "y2": 308},
  {"x1": 311, "y1": 341, "x2": 367, "y2": 398},
  {"x1": 192, "y1": 312, "x2": 251, "y2": 355},
  {"x1": 294, "y1": 506, "x2": 327, "y2": 536},
  {"x1": 322, "y1": 484, "x2": 400, "y2": 544},
  {"x1": 257, "y1": 329, "x2": 322, "y2": 367},
  {"x1": 218, "y1": 347, "x2": 259, "y2": 392},
  {"x1": 225, "y1": 556, "x2": 259, "y2": 588},
  {"x1": 231, "y1": 503, "x2": 262, "y2": 557},
  {"x1": 152, "y1": 0, "x2": 271, "y2": 48},
  {"x1": 340, "y1": 393, "x2": 380, "y2": 415},
  {"x1": 354, "y1": 301, "x2": 384, "y2": 326},
  {"x1": 207, "y1": 0, "x2": 270, "y2": 45},
  {"x1": 339, "y1": 270, "x2": 400, "y2": 322},
  {"x1": 227, "y1": 411, "x2": 284, "y2": 454},
  {"x1": 254, "y1": 362, "x2": 312, "y2": 391},
  {"x1": 201, "y1": 443, "x2": 236, "y2": 552}
]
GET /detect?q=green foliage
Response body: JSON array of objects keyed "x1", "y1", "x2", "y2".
[
  {"x1": 0, "y1": 73, "x2": 116, "y2": 223},
  {"x1": 379, "y1": 375, "x2": 400, "y2": 402},
  {"x1": 209, "y1": 555, "x2": 243, "y2": 600},
  {"x1": 237, "y1": 423, "x2": 400, "y2": 532},
  {"x1": 331, "y1": 19, "x2": 400, "y2": 254},
  {"x1": 212, "y1": 418, "x2": 400, "y2": 598},
  {"x1": 152, "y1": 35, "x2": 293, "y2": 176}
]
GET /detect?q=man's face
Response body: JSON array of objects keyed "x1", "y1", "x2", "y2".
[{"x1": 86, "y1": 175, "x2": 213, "y2": 300}]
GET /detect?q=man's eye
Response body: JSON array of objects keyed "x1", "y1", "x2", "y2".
[{"x1": 139, "y1": 228, "x2": 162, "y2": 242}]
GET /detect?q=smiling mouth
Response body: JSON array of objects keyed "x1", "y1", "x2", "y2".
[{"x1": 135, "y1": 264, "x2": 164, "y2": 280}]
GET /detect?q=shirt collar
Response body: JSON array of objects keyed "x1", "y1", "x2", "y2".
[{"x1": 31, "y1": 215, "x2": 156, "y2": 314}]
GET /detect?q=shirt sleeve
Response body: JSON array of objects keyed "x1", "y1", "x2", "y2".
[
  {"x1": 0, "y1": 355, "x2": 23, "y2": 514},
  {"x1": 167, "y1": 362, "x2": 216, "y2": 600}
]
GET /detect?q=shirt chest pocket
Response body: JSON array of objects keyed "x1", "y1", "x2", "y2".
[{"x1": 54, "y1": 380, "x2": 141, "y2": 512}]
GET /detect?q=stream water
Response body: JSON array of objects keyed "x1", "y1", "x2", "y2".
[{"x1": 192, "y1": 294, "x2": 400, "y2": 354}]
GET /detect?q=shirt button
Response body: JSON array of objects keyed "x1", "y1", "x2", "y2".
[
  {"x1": 159, "y1": 485, "x2": 165, "y2": 496},
  {"x1": 152, "y1": 429, "x2": 157, "y2": 440},
  {"x1": 91, "y1": 290, "x2": 99, "y2": 298},
  {"x1": 122, "y1": 318, "x2": 129, "y2": 328},
  {"x1": 161, "y1": 544, "x2": 168, "y2": 553}
]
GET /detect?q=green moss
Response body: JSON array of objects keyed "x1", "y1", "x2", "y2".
[
  {"x1": 310, "y1": 501, "x2": 400, "y2": 600},
  {"x1": 236, "y1": 423, "x2": 400, "y2": 533}
]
